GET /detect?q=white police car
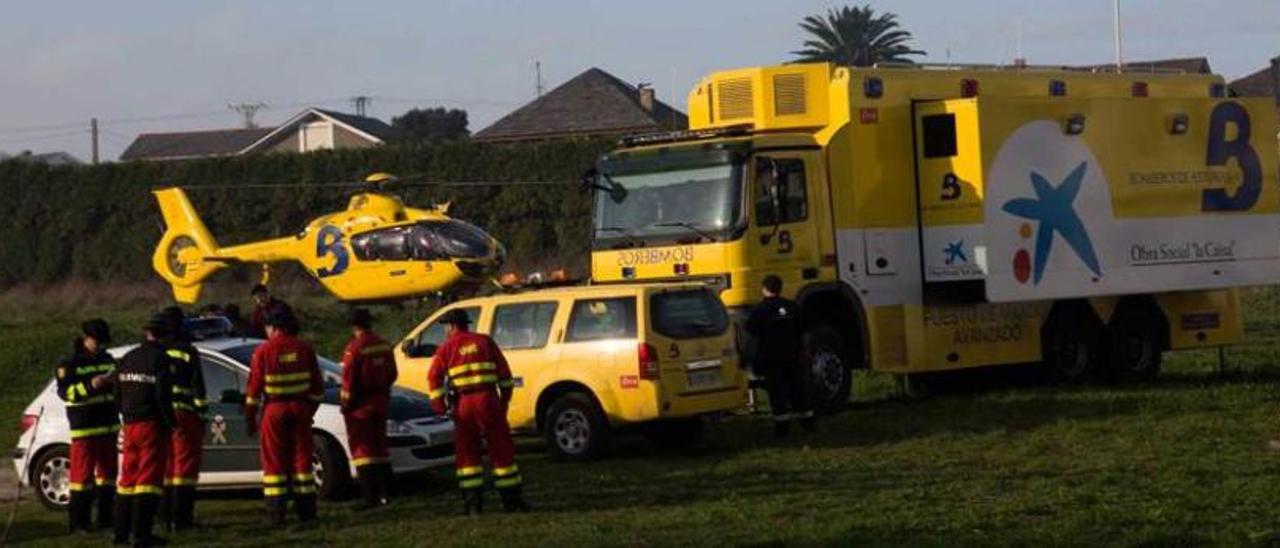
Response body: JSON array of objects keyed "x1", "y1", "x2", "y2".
[{"x1": 13, "y1": 319, "x2": 454, "y2": 509}]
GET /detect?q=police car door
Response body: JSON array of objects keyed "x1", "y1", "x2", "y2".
[{"x1": 200, "y1": 355, "x2": 257, "y2": 475}]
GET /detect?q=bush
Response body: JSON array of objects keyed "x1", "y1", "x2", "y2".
[{"x1": 0, "y1": 139, "x2": 613, "y2": 287}]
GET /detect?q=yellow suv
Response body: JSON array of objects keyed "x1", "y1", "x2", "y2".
[{"x1": 394, "y1": 283, "x2": 747, "y2": 459}]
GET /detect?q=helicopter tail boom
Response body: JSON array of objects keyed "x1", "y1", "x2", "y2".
[{"x1": 152, "y1": 187, "x2": 224, "y2": 303}]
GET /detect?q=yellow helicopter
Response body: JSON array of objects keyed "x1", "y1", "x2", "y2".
[{"x1": 152, "y1": 173, "x2": 506, "y2": 303}]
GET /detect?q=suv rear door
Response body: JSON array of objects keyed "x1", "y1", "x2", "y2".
[
  {"x1": 487, "y1": 299, "x2": 562, "y2": 430},
  {"x1": 646, "y1": 287, "x2": 739, "y2": 401}
]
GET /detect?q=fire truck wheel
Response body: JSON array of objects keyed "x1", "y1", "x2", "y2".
[
  {"x1": 806, "y1": 325, "x2": 852, "y2": 412},
  {"x1": 1041, "y1": 303, "x2": 1102, "y2": 385},
  {"x1": 313, "y1": 433, "x2": 351, "y2": 501},
  {"x1": 543, "y1": 392, "x2": 610, "y2": 461},
  {"x1": 1104, "y1": 307, "x2": 1164, "y2": 382}
]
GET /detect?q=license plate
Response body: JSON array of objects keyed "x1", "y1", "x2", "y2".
[{"x1": 687, "y1": 369, "x2": 721, "y2": 389}]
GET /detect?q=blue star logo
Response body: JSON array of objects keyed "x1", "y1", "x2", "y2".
[
  {"x1": 944, "y1": 240, "x2": 967, "y2": 265},
  {"x1": 1001, "y1": 161, "x2": 1102, "y2": 284}
]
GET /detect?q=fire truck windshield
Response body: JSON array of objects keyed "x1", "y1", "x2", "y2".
[{"x1": 594, "y1": 158, "x2": 744, "y2": 246}]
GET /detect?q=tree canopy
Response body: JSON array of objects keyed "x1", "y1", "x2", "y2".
[
  {"x1": 791, "y1": 5, "x2": 925, "y2": 67},
  {"x1": 390, "y1": 107, "x2": 470, "y2": 143}
]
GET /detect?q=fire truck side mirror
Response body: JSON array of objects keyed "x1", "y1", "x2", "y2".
[{"x1": 579, "y1": 168, "x2": 629, "y2": 204}]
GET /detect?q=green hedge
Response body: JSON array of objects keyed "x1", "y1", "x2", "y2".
[{"x1": 0, "y1": 139, "x2": 613, "y2": 286}]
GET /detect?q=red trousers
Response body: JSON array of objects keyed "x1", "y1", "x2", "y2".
[
  {"x1": 260, "y1": 401, "x2": 315, "y2": 497},
  {"x1": 69, "y1": 434, "x2": 117, "y2": 493},
  {"x1": 344, "y1": 411, "x2": 388, "y2": 468},
  {"x1": 167, "y1": 411, "x2": 204, "y2": 487},
  {"x1": 453, "y1": 390, "x2": 520, "y2": 490},
  {"x1": 118, "y1": 421, "x2": 169, "y2": 496}
]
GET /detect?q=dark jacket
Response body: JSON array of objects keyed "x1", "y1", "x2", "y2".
[
  {"x1": 745, "y1": 295, "x2": 805, "y2": 367},
  {"x1": 115, "y1": 341, "x2": 177, "y2": 426},
  {"x1": 55, "y1": 342, "x2": 121, "y2": 439},
  {"x1": 163, "y1": 335, "x2": 207, "y2": 417}
]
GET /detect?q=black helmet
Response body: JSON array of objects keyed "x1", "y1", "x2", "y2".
[
  {"x1": 81, "y1": 319, "x2": 111, "y2": 344},
  {"x1": 144, "y1": 313, "x2": 173, "y2": 338},
  {"x1": 440, "y1": 309, "x2": 471, "y2": 326},
  {"x1": 348, "y1": 308, "x2": 374, "y2": 329}
]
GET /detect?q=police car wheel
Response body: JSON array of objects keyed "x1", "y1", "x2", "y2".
[
  {"x1": 544, "y1": 393, "x2": 608, "y2": 461},
  {"x1": 33, "y1": 445, "x2": 71, "y2": 510},
  {"x1": 313, "y1": 433, "x2": 350, "y2": 501}
]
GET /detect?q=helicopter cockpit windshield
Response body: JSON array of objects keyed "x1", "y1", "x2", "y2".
[{"x1": 351, "y1": 220, "x2": 493, "y2": 262}]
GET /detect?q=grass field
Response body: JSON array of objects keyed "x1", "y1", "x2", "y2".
[{"x1": 4, "y1": 285, "x2": 1280, "y2": 545}]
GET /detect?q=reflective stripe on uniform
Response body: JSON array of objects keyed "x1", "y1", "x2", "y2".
[
  {"x1": 133, "y1": 485, "x2": 163, "y2": 495},
  {"x1": 458, "y1": 478, "x2": 484, "y2": 489},
  {"x1": 456, "y1": 466, "x2": 484, "y2": 477},
  {"x1": 448, "y1": 362, "x2": 495, "y2": 377},
  {"x1": 173, "y1": 386, "x2": 193, "y2": 395},
  {"x1": 293, "y1": 484, "x2": 317, "y2": 494},
  {"x1": 244, "y1": 397, "x2": 259, "y2": 406},
  {"x1": 74, "y1": 363, "x2": 115, "y2": 375},
  {"x1": 360, "y1": 344, "x2": 391, "y2": 356},
  {"x1": 264, "y1": 382, "x2": 311, "y2": 395},
  {"x1": 493, "y1": 465, "x2": 519, "y2": 477},
  {"x1": 116, "y1": 486, "x2": 135, "y2": 496},
  {"x1": 453, "y1": 374, "x2": 498, "y2": 388},
  {"x1": 166, "y1": 477, "x2": 198, "y2": 486},
  {"x1": 96, "y1": 478, "x2": 113, "y2": 486},
  {"x1": 497, "y1": 379, "x2": 515, "y2": 388},
  {"x1": 65, "y1": 393, "x2": 114, "y2": 407},
  {"x1": 494, "y1": 477, "x2": 522, "y2": 488},
  {"x1": 166, "y1": 349, "x2": 191, "y2": 362},
  {"x1": 263, "y1": 486, "x2": 289, "y2": 496},
  {"x1": 70, "y1": 424, "x2": 120, "y2": 439},
  {"x1": 265, "y1": 371, "x2": 311, "y2": 383},
  {"x1": 293, "y1": 473, "x2": 314, "y2": 483},
  {"x1": 69, "y1": 482, "x2": 89, "y2": 492},
  {"x1": 352, "y1": 456, "x2": 389, "y2": 467},
  {"x1": 65, "y1": 383, "x2": 89, "y2": 401},
  {"x1": 427, "y1": 387, "x2": 447, "y2": 399}
]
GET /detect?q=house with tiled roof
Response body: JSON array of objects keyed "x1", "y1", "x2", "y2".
[
  {"x1": 474, "y1": 68, "x2": 687, "y2": 142},
  {"x1": 1229, "y1": 57, "x2": 1279, "y2": 101},
  {"x1": 120, "y1": 107, "x2": 392, "y2": 161}
]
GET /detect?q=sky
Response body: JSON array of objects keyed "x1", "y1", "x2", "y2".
[{"x1": 0, "y1": 0, "x2": 1275, "y2": 161}]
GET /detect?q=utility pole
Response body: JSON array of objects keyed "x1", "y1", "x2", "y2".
[
  {"x1": 1112, "y1": 0, "x2": 1124, "y2": 71},
  {"x1": 89, "y1": 118, "x2": 99, "y2": 165},
  {"x1": 535, "y1": 60, "x2": 544, "y2": 97},
  {"x1": 228, "y1": 102, "x2": 268, "y2": 128},
  {"x1": 350, "y1": 95, "x2": 371, "y2": 117}
]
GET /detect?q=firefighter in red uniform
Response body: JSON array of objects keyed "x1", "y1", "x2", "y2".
[
  {"x1": 244, "y1": 310, "x2": 323, "y2": 525},
  {"x1": 427, "y1": 309, "x2": 529, "y2": 515},
  {"x1": 56, "y1": 319, "x2": 119, "y2": 533},
  {"x1": 340, "y1": 308, "x2": 397, "y2": 509},
  {"x1": 113, "y1": 315, "x2": 178, "y2": 547},
  {"x1": 158, "y1": 307, "x2": 207, "y2": 531}
]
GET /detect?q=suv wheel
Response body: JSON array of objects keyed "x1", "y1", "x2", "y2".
[
  {"x1": 543, "y1": 392, "x2": 609, "y2": 461},
  {"x1": 33, "y1": 445, "x2": 71, "y2": 510},
  {"x1": 313, "y1": 433, "x2": 350, "y2": 501}
]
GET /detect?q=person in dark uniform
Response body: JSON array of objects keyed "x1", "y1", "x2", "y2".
[
  {"x1": 746, "y1": 275, "x2": 815, "y2": 437},
  {"x1": 56, "y1": 319, "x2": 120, "y2": 533},
  {"x1": 159, "y1": 306, "x2": 207, "y2": 531},
  {"x1": 113, "y1": 315, "x2": 178, "y2": 547}
]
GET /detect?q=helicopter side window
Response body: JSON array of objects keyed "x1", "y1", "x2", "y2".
[{"x1": 351, "y1": 226, "x2": 412, "y2": 261}]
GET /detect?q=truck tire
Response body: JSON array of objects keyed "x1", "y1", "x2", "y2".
[
  {"x1": 543, "y1": 392, "x2": 610, "y2": 461},
  {"x1": 1041, "y1": 303, "x2": 1102, "y2": 385},
  {"x1": 312, "y1": 433, "x2": 351, "y2": 501},
  {"x1": 32, "y1": 445, "x2": 71, "y2": 510},
  {"x1": 643, "y1": 418, "x2": 705, "y2": 450},
  {"x1": 1104, "y1": 307, "x2": 1163, "y2": 382},
  {"x1": 806, "y1": 325, "x2": 853, "y2": 412}
]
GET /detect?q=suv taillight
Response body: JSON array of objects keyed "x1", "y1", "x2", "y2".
[
  {"x1": 638, "y1": 343, "x2": 660, "y2": 380},
  {"x1": 19, "y1": 414, "x2": 36, "y2": 435}
]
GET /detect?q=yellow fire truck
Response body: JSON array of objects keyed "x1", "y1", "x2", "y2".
[{"x1": 588, "y1": 62, "x2": 1280, "y2": 408}]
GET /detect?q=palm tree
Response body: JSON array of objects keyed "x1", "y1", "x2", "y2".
[{"x1": 791, "y1": 5, "x2": 926, "y2": 67}]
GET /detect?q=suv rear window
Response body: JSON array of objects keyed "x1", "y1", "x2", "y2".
[
  {"x1": 566, "y1": 297, "x2": 637, "y2": 342},
  {"x1": 650, "y1": 289, "x2": 729, "y2": 339}
]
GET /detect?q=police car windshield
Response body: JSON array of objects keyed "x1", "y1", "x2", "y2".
[
  {"x1": 594, "y1": 152, "x2": 744, "y2": 246},
  {"x1": 220, "y1": 343, "x2": 341, "y2": 376}
]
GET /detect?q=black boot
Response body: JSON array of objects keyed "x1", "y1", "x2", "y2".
[
  {"x1": 97, "y1": 485, "x2": 116, "y2": 530},
  {"x1": 158, "y1": 486, "x2": 174, "y2": 533},
  {"x1": 112, "y1": 494, "x2": 132, "y2": 545},
  {"x1": 265, "y1": 496, "x2": 287, "y2": 527},
  {"x1": 461, "y1": 489, "x2": 483, "y2": 516},
  {"x1": 132, "y1": 494, "x2": 168, "y2": 547},
  {"x1": 295, "y1": 494, "x2": 317, "y2": 523},
  {"x1": 499, "y1": 486, "x2": 531, "y2": 513},
  {"x1": 67, "y1": 490, "x2": 91, "y2": 533},
  {"x1": 172, "y1": 486, "x2": 196, "y2": 530},
  {"x1": 375, "y1": 463, "x2": 392, "y2": 506},
  {"x1": 355, "y1": 465, "x2": 377, "y2": 510}
]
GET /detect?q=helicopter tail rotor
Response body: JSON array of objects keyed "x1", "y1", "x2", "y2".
[{"x1": 152, "y1": 187, "x2": 225, "y2": 303}]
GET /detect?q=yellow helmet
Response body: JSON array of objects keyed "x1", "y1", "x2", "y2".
[{"x1": 364, "y1": 172, "x2": 397, "y2": 185}]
